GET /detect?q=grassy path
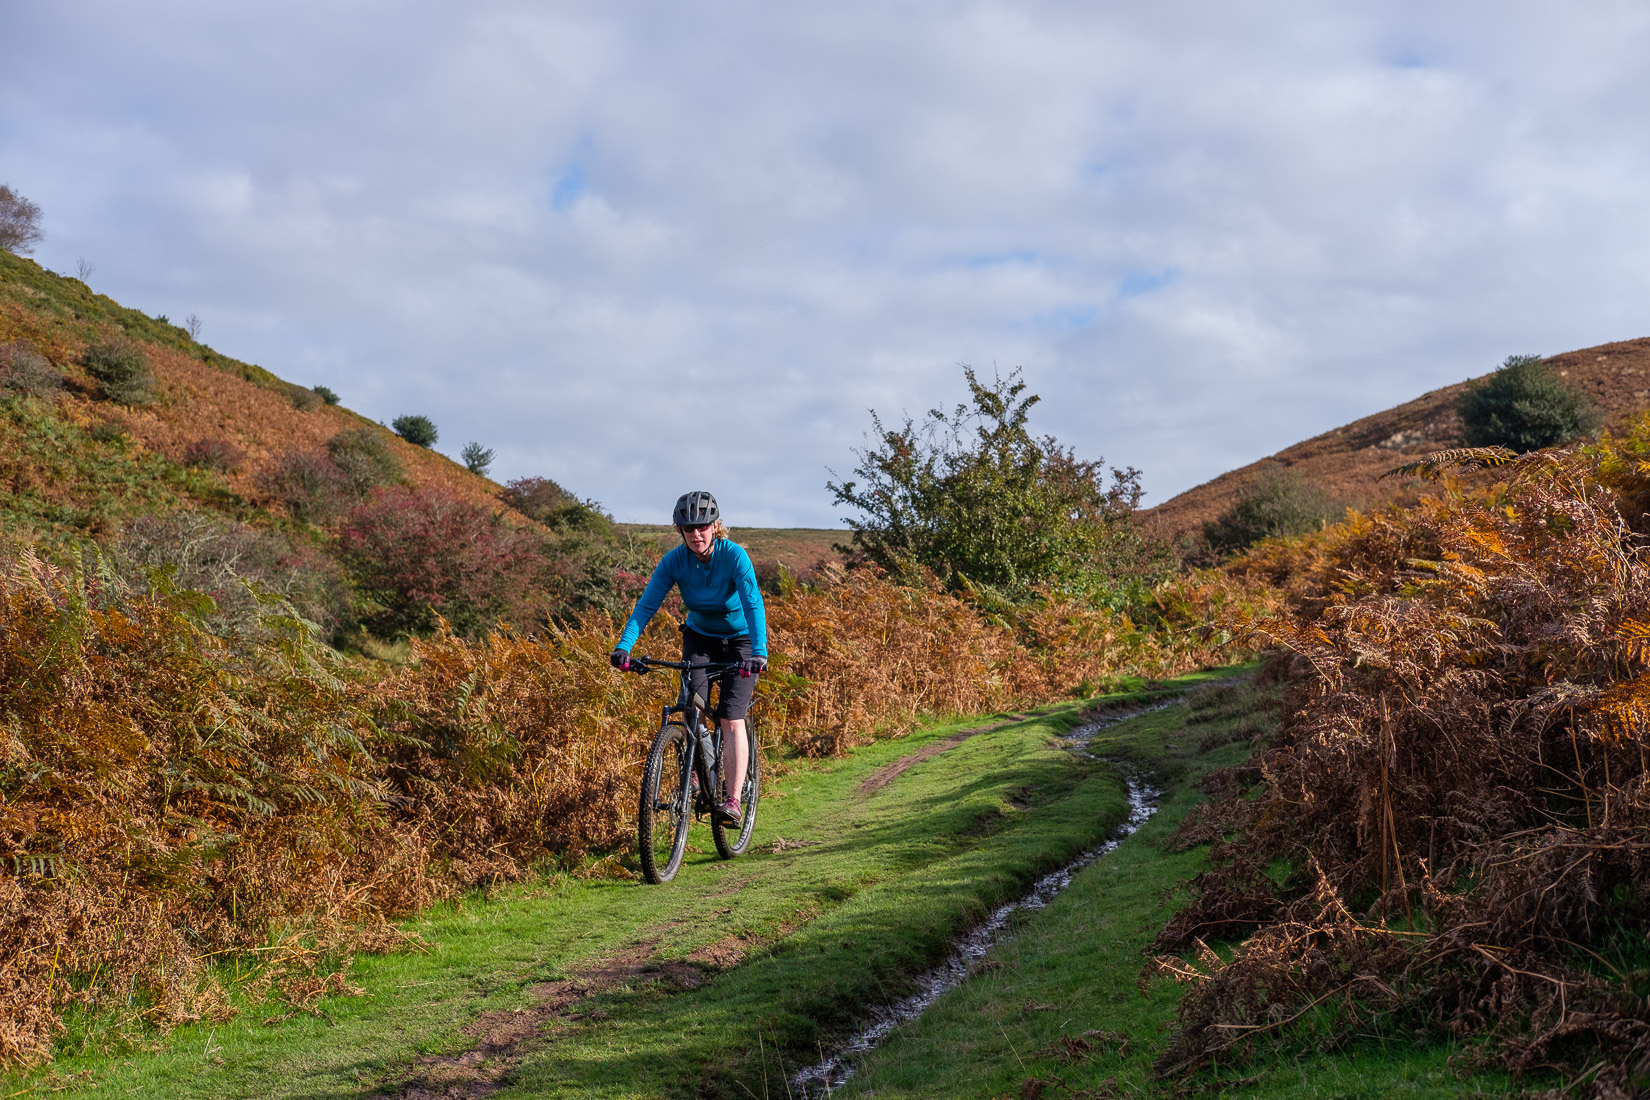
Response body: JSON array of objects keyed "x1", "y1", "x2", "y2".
[
  {"x1": 842, "y1": 682, "x2": 1517, "y2": 1100},
  {"x1": 12, "y1": 674, "x2": 1222, "y2": 1099},
  {"x1": 9, "y1": 668, "x2": 1519, "y2": 1099}
]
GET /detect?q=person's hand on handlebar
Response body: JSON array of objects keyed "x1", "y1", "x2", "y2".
[
  {"x1": 738, "y1": 655, "x2": 767, "y2": 677},
  {"x1": 609, "y1": 648, "x2": 631, "y2": 671}
]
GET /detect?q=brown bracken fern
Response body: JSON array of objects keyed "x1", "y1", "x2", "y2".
[
  {"x1": 0, "y1": 548, "x2": 1254, "y2": 1066},
  {"x1": 1151, "y1": 429, "x2": 1650, "y2": 1096},
  {"x1": 1379, "y1": 444, "x2": 1518, "y2": 481}
]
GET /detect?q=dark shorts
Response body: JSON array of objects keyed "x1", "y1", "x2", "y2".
[{"x1": 681, "y1": 626, "x2": 757, "y2": 721}]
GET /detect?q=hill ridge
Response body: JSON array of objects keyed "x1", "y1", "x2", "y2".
[{"x1": 1145, "y1": 335, "x2": 1650, "y2": 537}]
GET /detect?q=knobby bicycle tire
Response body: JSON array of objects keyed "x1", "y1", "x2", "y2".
[
  {"x1": 710, "y1": 720, "x2": 761, "y2": 859},
  {"x1": 638, "y1": 722, "x2": 692, "y2": 884}
]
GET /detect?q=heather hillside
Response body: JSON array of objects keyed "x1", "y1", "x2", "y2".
[
  {"x1": 1147, "y1": 336, "x2": 1650, "y2": 539},
  {"x1": 0, "y1": 250, "x2": 502, "y2": 521}
]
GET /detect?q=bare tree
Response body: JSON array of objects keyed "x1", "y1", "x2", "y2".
[
  {"x1": 185, "y1": 313, "x2": 202, "y2": 340},
  {"x1": 0, "y1": 185, "x2": 43, "y2": 255},
  {"x1": 75, "y1": 256, "x2": 96, "y2": 281}
]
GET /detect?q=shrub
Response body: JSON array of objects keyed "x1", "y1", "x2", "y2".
[
  {"x1": 82, "y1": 338, "x2": 154, "y2": 405},
  {"x1": 0, "y1": 183, "x2": 43, "y2": 255},
  {"x1": 500, "y1": 475, "x2": 613, "y2": 534},
  {"x1": 115, "y1": 509, "x2": 353, "y2": 637},
  {"x1": 286, "y1": 382, "x2": 320, "y2": 411},
  {"x1": 256, "y1": 448, "x2": 351, "y2": 524},
  {"x1": 87, "y1": 417, "x2": 131, "y2": 445},
  {"x1": 461, "y1": 441, "x2": 495, "y2": 476},
  {"x1": 1199, "y1": 464, "x2": 1339, "y2": 558},
  {"x1": 334, "y1": 485, "x2": 548, "y2": 637},
  {"x1": 327, "y1": 427, "x2": 403, "y2": 495},
  {"x1": 0, "y1": 341, "x2": 62, "y2": 399},
  {"x1": 1456, "y1": 353, "x2": 1599, "y2": 452},
  {"x1": 312, "y1": 384, "x2": 340, "y2": 405},
  {"x1": 828, "y1": 366, "x2": 1168, "y2": 600},
  {"x1": 392, "y1": 414, "x2": 438, "y2": 448},
  {"x1": 181, "y1": 436, "x2": 247, "y2": 472}
]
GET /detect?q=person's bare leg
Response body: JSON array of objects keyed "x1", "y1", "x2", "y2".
[{"x1": 722, "y1": 718, "x2": 748, "y2": 806}]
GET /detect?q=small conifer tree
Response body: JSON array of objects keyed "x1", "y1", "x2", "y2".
[
  {"x1": 82, "y1": 339, "x2": 154, "y2": 405},
  {"x1": 461, "y1": 442, "x2": 495, "y2": 476},
  {"x1": 1457, "y1": 354, "x2": 1598, "y2": 452}
]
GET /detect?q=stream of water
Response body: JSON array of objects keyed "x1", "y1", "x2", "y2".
[{"x1": 790, "y1": 704, "x2": 1175, "y2": 1097}]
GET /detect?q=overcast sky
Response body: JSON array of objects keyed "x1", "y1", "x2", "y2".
[{"x1": 4, "y1": 2, "x2": 1649, "y2": 526}]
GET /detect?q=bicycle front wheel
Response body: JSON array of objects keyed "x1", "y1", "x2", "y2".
[
  {"x1": 638, "y1": 722, "x2": 692, "y2": 884},
  {"x1": 711, "y1": 719, "x2": 761, "y2": 859}
]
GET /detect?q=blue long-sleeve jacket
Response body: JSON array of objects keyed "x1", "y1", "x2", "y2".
[{"x1": 616, "y1": 539, "x2": 769, "y2": 657}]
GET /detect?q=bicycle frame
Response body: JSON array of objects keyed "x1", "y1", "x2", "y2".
[{"x1": 633, "y1": 656, "x2": 739, "y2": 818}]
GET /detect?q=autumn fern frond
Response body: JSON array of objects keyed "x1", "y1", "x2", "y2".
[{"x1": 1380, "y1": 446, "x2": 1518, "y2": 481}]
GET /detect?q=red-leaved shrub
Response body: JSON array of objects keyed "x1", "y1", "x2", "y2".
[
  {"x1": 335, "y1": 485, "x2": 547, "y2": 637},
  {"x1": 182, "y1": 436, "x2": 247, "y2": 472}
]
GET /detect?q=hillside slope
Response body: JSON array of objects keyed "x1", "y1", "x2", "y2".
[
  {"x1": 0, "y1": 250, "x2": 835, "y2": 633},
  {"x1": 0, "y1": 249, "x2": 502, "y2": 523},
  {"x1": 1146, "y1": 336, "x2": 1650, "y2": 538}
]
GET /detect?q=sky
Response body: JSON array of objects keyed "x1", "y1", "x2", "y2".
[{"x1": 4, "y1": 1, "x2": 1649, "y2": 527}]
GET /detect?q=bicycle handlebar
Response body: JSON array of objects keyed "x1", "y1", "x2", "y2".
[{"x1": 624, "y1": 655, "x2": 742, "y2": 675}]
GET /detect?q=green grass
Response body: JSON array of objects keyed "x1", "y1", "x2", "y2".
[{"x1": 839, "y1": 682, "x2": 1517, "y2": 1100}]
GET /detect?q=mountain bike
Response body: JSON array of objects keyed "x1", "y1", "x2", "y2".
[{"x1": 625, "y1": 655, "x2": 760, "y2": 884}]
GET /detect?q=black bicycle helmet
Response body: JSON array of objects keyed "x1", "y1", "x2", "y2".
[{"x1": 673, "y1": 490, "x2": 719, "y2": 526}]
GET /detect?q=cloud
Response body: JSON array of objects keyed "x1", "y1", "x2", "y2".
[{"x1": 4, "y1": 1, "x2": 1650, "y2": 525}]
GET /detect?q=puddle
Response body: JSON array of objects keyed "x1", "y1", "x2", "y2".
[{"x1": 791, "y1": 701, "x2": 1171, "y2": 1097}]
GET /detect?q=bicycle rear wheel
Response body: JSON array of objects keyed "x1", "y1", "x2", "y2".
[
  {"x1": 638, "y1": 722, "x2": 692, "y2": 884},
  {"x1": 711, "y1": 720, "x2": 761, "y2": 859}
]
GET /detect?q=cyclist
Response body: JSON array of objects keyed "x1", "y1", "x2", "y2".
[{"x1": 611, "y1": 491, "x2": 768, "y2": 826}]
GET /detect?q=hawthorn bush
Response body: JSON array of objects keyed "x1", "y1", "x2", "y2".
[
  {"x1": 828, "y1": 366, "x2": 1170, "y2": 605},
  {"x1": 116, "y1": 509, "x2": 353, "y2": 637},
  {"x1": 0, "y1": 184, "x2": 42, "y2": 255},
  {"x1": 0, "y1": 341, "x2": 61, "y2": 399},
  {"x1": 461, "y1": 441, "x2": 494, "y2": 476},
  {"x1": 326, "y1": 427, "x2": 402, "y2": 496},
  {"x1": 500, "y1": 475, "x2": 613, "y2": 534},
  {"x1": 334, "y1": 485, "x2": 547, "y2": 637},
  {"x1": 257, "y1": 448, "x2": 352, "y2": 524},
  {"x1": 1198, "y1": 463, "x2": 1339, "y2": 559},
  {"x1": 181, "y1": 437, "x2": 246, "y2": 472}
]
